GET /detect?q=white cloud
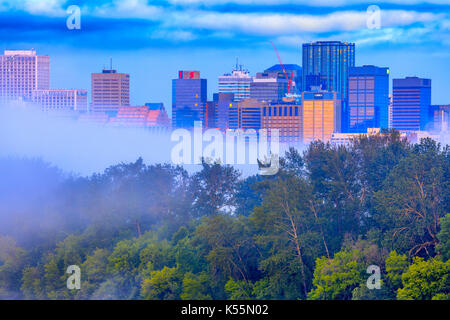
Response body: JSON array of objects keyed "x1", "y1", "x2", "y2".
[
  {"x1": 0, "y1": 0, "x2": 66, "y2": 16},
  {"x1": 166, "y1": 10, "x2": 445, "y2": 36},
  {"x1": 168, "y1": 0, "x2": 450, "y2": 7}
]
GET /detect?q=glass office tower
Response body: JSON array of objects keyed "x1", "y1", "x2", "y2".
[
  {"x1": 348, "y1": 65, "x2": 389, "y2": 132},
  {"x1": 302, "y1": 41, "x2": 355, "y2": 131},
  {"x1": 392, "y1": 77, "x2": 431, "y2": 131},
  {"x1": 172, "y1": 71, "x2": 207, "y2": 128}
]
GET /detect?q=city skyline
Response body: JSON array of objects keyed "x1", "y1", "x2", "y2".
[{"x1": 0, "y1": 1, "x2": 448, "y2": 109}]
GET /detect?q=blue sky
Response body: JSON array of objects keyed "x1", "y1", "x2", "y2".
[{"x1": 1, "y1": 0, "x2": 450, "y2": 110}]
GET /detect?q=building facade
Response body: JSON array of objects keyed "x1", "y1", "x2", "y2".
[
  {"x1": 172, "y1": 71, "x2": 207, "y2": 128},
  {"x1": 229, "y1": 98, "x2": 266, "y2": 131},
  {"x1": 250, "y1": 72, "x2": 288, "y2": 103},
  {"x1": 431, "y1": 105, "x2": 449, "y2": 133},
  {"x1": 261, "y1": 103, "x2": 301, "y2": 143},
  {"x1": 91, "y1": 69, "x2": 130, "y2": 113},
  {"x1": 31, "y1": 89, "x2": 88, "y2": 113},
  {"x1": 214, "y1": 92, "x2": 235, "y2": 131},
  {"x1": 392, "y1": 77, "x2": 431, "y2": 131},
  {"x1": 264, "y1": 64, "x2": 302, "y2": 95},
  {"x1": 0, "y1": 50, "x2": 50, "y2": 102},
  {"x1": 348, "y1": 65, "x2": 390, "y2": 133},
  {"x1": 110, "y1": 104, "x2": 170, "y2": 130},
  {"x1": 331, "y1": 128, "x2": 407, "y2": 145},
  {"x1": 218, "y1": 65, "x2": 251, "y2": 101},
  {"x1": 301, "y1": 91, "x2": 341, "y2": 144},
  {"x1": 302, "y1": 41, "x2": 355, "y2": 131}
]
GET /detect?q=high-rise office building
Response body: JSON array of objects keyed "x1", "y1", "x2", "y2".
[
  {"x1": 264, "y1": 64, "x2": 302, "y2": 95},
  {"x1": 262, "y1": 103, "x2": 302, "y2": 143},
  {"x1": 301, "y1": 91, "x2": 341, "y2": 144},
  {"x1": 203, "y1": 100, "x2": 217, "y2": 129},
  {"x1": 91, "y1": 68, "x2": 130, "y2": 113},
  {"x1": 218, "y1": 63, "x2": 251, "y2": 101},
  {"x1": 31, "y1": 89, "x2": 88, "y2": 113},
  {"x1": 348, "y1": 65, "x2": 389, "y2": 132},
  {"x1": 0, "y1": 50, "x2": 50, "y2": 102},
  {"x1": 172, "y1": 71, "x2": 207, "y2": 128},
  {"x1": 250, "y1": 72, "x2": 288, "y2": 103},
  {"x1": 302, "y1": 41, "x2": 355, "y2": 131},
  {"x1": 214, "y1": 92, "x2": 235, "y2": 131},
  {"x1": 392, "y1": 77, "x2": 431, "y2": 131}
]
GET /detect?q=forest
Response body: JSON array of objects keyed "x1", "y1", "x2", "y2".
[{"x1": 0, "y1": 132, "x2": 449, "y2": 300}]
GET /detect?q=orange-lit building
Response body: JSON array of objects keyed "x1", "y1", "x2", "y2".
[
  {"x1": 261, "y1": 103, "x2": 301, "y2": 143},
  {"x1": 110, "y1": 104, "x2": 170, "y2": 130},
  {"x1": 301, "y1": 91, "x2": 341, "y2": 143}
]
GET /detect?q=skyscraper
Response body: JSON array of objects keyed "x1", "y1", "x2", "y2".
[
  {"x1": 213, "y1": 92, "x2": 234, "y2": 131},
  {"x1": 0, "y1": 50, "x2": 50, "y2": 102},
  {"x1": 250, "y1": 72, "x2": 288, "y2": 103},
  {"x1": 302, "y1": 41, "x2": 355, "y2": 131},
  {"x1": 172, "y1": 71, "x2": 207, "y2": 128},
  {"x1": 392, "y1": 77, "x2": 431, "y2": 131},
  {"x1": 301, "y1": 91, "x2": 341, "y2": 144},
  {"x1": 218, "y1": 63, "x2": 251, "y2": 101},
  {"x1": 348, "y1": 65, "x2": 390, "y2": 132},
  {"x1": 91, "y1": 68, "x2": 130, "y2": 114}
]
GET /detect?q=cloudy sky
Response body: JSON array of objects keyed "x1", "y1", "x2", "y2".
[{"x1": 1, "y1": 0, "x2": 449, "y2": 109}]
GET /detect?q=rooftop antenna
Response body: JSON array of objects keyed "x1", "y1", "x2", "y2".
[{"x1": 110, "y1": 56, "x2": 113, "y2": 70}]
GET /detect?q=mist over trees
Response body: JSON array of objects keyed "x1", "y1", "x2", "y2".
[{"x1": 0, "y1": 132, "x2": 449, "y2": 300}]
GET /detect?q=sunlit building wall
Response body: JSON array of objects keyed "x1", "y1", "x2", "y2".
[
  {"x1": 261, "y1": 103, "x2": 301, "y2": 143},
  {"x1": 301, "y1": 91, "x2": 341, "y2": 144},
  {"x1": 91, "y1": 69, "x2": 130, "y2": 113}
]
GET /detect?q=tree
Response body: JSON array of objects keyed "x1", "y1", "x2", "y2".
[
  {"x1": 374, "y1": 139, "x2": 449, "y2": 257},
  {"x1": 225, "y1": 278, "x2": 253, "y2": 300},
  {"x1": 190, "y1": 159, "x2": 241, "y2": 216},
  {"x1": 436, "y1": 214, "x2": 450, "y2": 261},
  {"x1": 308, "y1": 241, "x2": 387, "y2": 300},
  {"x1": 194, "y1": 215, "x2": 259, "y2": 285},
  {"x1": 251, "y1": 174, "x2": 329, "y2": 299},
  {"x1": 180, "y1": 272, "x2": 212, "y2": 300},
  {"x1": 397, "y1": 257, "x2": 450, "y2": 300},
  {"x1": 385, "y1": 251, "x2": 409, "y2": 296},
  {"x1": 140, "y1": 267, "x2": 181, "y2": 300}
]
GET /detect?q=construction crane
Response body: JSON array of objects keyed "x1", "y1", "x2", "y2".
[{"x1": 270, "y1": 41, "x2": 294, "y2": 95}]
